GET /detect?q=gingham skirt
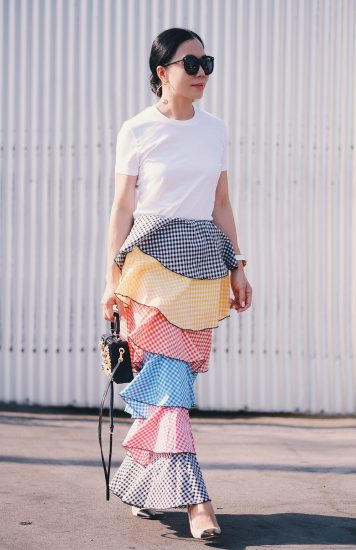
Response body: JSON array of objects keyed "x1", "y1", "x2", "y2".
[{"x1": 108, "y1": 214, "x2": 238, "y2": 509}]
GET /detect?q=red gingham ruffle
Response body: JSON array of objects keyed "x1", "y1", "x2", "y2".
[
  {"x1": 118, "y1": 298, "x2": 213, "y2": 374},
  {"x1": 122, "y1": 405, "x2": 196, "y2": 466}
]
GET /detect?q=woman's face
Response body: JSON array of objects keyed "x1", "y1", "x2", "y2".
[{"x1": 158, "y1": 38, "x2": 210, "y2": 101}]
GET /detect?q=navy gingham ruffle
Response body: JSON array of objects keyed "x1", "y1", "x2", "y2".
[
  {"x1": 114, "y1": 214, "x2": 238, "y2": 279},
  {"x1": 109, "y1": 452, "x2": 210, "y2": 509}
]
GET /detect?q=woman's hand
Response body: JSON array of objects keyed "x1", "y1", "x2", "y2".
[
  {"x1": 101, "y1": 283, "x2": 125, "y2": 322},
  {"x1": 229, "y1": 268, "x2": 252, "y2": 313}
]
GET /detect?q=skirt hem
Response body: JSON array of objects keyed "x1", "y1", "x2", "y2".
[{"x1": 111, "y1": 493, "x2": 212, "y2": 510}]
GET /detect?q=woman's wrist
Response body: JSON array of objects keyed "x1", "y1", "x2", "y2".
[
  {"x1": 105, "y1": 262, "x2": 121, "y2": 287},
  {"x1": 230, "y1": 249, "x2": 247, "y2": 271},
  {"x1": 230, "y1": 262, "x2": 245, "y2": 272}
]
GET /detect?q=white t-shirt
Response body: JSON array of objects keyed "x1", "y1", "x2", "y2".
[{"x1": 115, "y1": 102, "x2": 228, "y2": 220}]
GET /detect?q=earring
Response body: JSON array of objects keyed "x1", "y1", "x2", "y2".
[
  {"x1": 155, "y1": 84, "x2": 162, "y2": 98},
  {"x1": 156, "y1": 82, "x2": 168, "y2": 104}
]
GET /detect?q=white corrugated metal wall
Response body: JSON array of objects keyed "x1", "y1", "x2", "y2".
[{"x1": 1, "y1": 0, "x2": 355, "y2": 413}]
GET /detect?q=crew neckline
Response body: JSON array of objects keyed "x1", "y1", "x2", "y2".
[{"x1": 152, "y1": 102, "x2": 199, "y2": 125}]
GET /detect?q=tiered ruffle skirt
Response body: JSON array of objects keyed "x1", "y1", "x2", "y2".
[{"x1": 109, "y1": 214, "x2": 238, "y2": 509}]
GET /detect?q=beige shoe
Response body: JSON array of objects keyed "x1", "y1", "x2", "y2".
[
  {"x1": 187, "y1": 503, "x2": 222, "y2": 539},
  {"x1": 131, "y1": 506, "x2": 157, "y2": 519}
]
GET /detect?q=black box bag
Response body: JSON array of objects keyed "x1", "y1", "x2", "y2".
[
  {"x1": 98, "y1": 308, "x2": 133, "y2": 384},
  {"x1": 97, "y1": 308, "x2": 133, "y2": 500}
]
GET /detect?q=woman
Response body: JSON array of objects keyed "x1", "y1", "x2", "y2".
[{"x1": 101, "y1": 27, "x2": 252, "y2": 540}]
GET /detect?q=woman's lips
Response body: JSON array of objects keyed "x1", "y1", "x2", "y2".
[{"x1": 192, "y1": 84, "x2": 205, "y2": 88}]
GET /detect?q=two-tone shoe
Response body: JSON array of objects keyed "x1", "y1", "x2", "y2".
[
  {"x1": 131, "y1": 506, "x2": 158, "y2": 519},
  {"x1": 187, "y1": 503, "x2": 222, "y2": 539}
]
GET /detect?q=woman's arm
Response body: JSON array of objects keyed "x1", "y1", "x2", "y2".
[
  {"x1": 102, "y1": 173, "x2": 137, "y2": 321},
  {"x1": 212, "y1": 171, "x2": 245, "y2": 271},
  {"x1": 212, "y1": 171, "x2": 252, "y2": 312}
]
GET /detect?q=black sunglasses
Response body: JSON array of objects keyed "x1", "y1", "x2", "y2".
[{"x1": 162, "y1": 54, "x2": 214, "y2": 76}]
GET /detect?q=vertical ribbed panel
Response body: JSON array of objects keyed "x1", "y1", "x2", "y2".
[{"x1": 1, "y1": 0, "x2": 355, "y2": 413}]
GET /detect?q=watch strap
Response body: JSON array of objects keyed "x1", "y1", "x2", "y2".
[{"x1": 234, "y1": 254, "x2": 247, "y2": 267}]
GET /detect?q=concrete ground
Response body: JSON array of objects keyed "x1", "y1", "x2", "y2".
[{"x1": 0, "y1": 409, "x2": 356, "y2": 550}]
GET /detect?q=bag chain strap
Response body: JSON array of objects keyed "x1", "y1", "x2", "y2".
[{"x1": 98, "y1": 311, "x2": 125, "y2": 500}]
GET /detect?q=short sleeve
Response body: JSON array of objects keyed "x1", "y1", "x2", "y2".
[
  {"x1": 221, "y1": 122, "x2": 228, "y2": 171},
  {"x1": 115, "y1": 122, "x2": 139, "y2": 175}
]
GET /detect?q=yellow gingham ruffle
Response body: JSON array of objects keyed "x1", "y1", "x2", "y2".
[{"x1": 114, "y1": 247, "x2": 231, "y2": 331}]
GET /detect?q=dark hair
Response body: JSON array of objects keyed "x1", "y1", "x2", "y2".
[{"x1": 149, "y1": 27, "x2": 205, "y2": 98}]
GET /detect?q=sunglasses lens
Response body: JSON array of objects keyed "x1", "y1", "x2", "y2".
[
  {"x1": 202, "y1": 57, "x2": 214, "y2": 75},
  {"x1": 184, "y1": 55, "x2": 200, "y2": 75},
  {"x1": 184, "y1": 55, "x2": 214, "y2": 75}
]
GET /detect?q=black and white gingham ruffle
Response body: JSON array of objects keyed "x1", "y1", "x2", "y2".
[
  {"x1": 109, "y1": 451, "x2": 210, "y2": 509},
  {"x1": 114, "y1": 214, "x2": 238, "y2": 279}
]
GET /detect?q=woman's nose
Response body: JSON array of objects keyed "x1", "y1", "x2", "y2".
[{"x1": 196, "y1": 65, "x2": 206, "y2": 77}]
